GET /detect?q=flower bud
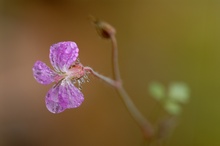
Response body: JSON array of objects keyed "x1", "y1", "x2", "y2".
[{"x1": 89, "y1": 16, "x2": 116, "y2": 39}]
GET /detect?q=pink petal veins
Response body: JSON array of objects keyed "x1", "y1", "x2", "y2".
[
  {"x1": 45, "y1": 84, "x2": 68, "y2": 113},
  {"x1": 59, "y1": 79, "x2": 84, "y2": 109},
  {"x1": 45, "y1": 79, "x2": 84, "y2": 114},
  {"x1": 32, "y1": 61, "x2": 58, "y2": 85},
  {"x1": 49, "y1": 41, "x2": 79, "y2": 73}
]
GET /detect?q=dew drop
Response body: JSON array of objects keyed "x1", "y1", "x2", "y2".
[
  {"x1": 65, "y1": 46, "x2": 72, "y2": 53},
  {"x1": 76, "y1": 102, "x2": 80, "y2": 106}
]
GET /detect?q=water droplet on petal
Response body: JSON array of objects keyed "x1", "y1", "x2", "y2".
[{"x1": 65, "y1": 46, "x2": 72, "y2": 53}]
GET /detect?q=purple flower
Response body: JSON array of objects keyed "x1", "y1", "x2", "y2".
[{"x1": 32, "y1": 41, "x2": 88, "y2": 113}]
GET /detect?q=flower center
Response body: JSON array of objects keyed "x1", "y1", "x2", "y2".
[{"x1": 66, "y1": 63, "x2": 85, "y2": 79}]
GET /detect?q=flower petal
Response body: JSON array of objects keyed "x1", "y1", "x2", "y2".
[
  {"x1": 49, "y1": 41, "x2": 79, "y2": 73},
  {"x1": 45, "y1": 79, "x2": 84, "y2": 114},
  {"x1": 33, "y1": 61, "x2": 58, "y2": 85},
  {"x1": 45, "y1": 84, "x2": 67, "y2": 113},
  {"x1": 59, "y1": 79, "x2": 84, "y2": 109}
]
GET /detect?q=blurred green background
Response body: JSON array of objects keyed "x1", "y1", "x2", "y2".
[{"x1": 0, "y1": 0, "x2": 220, "y2": 145}]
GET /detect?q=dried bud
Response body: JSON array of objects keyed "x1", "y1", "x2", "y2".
[{"x1": 89, "y1": 16, "x2": 116, "y2": 39}]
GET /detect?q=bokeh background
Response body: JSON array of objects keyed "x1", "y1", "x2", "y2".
[{"x1": 0, "y1": 0, "x2": 220, "y2": 146}]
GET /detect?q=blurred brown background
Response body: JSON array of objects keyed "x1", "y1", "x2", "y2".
[{"x1": 0, "y1": 0, "x2": 220, "y2": 146}]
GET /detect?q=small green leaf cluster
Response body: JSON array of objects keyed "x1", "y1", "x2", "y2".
[{"x1": 149, "y1": 82, "x2": 190, "y2": 115}]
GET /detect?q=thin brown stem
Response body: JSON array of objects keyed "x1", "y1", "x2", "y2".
[
  {"x1": 84, "y1": 66, "x2": 115, "y2": 87},
  {"x1": 109, "y1": 34, "x2": 154, "y2": 138},
  {"x1": 116, "y1": 85, "x2": 154, "y2": 138},
  {"x1": 85, "y1": 66, "x2": 154, "y2": 138},
  {"x1": 89, "y1": 18, "x2": 155, "y2": 139},
  {"x1": 110, "y1": 35, "x2": 121, "y2": 82}
]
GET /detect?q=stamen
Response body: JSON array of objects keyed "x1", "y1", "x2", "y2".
[
  {"x1": 77, "y1": 79, "x2": 82, "y2": 90},
  {"x1": 72, "y1": 79, "x2": 77, "y2": 84},
  {"x1": 84, "y1": 75, "x2": 90, "y2": 82},
  {"x1": 80, "y1": 78, "x2": 85, "y2": 83},
  {"x1": 75, "y1": 58, "x2": 80, "y2": 64}
]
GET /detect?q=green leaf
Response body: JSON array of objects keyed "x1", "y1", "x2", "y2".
[
  {"x1": 149, "y1": 82, "x2": 165, "y2": 100},
  {"x1": 168, "y1": 82, "x2": 190, "y2": 104},
  {"x1": 164, "y1": 100, "x2": 181, "y2": 115}
]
